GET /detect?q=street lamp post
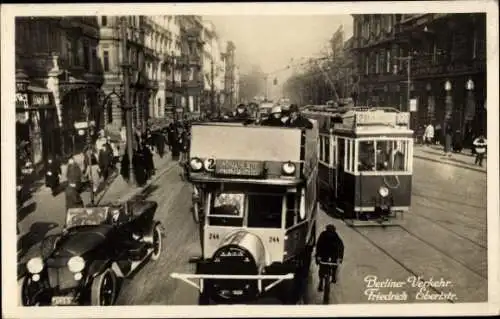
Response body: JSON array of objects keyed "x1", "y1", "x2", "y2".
[
  {"x1": 393, "y1": 55, "x2": 412, "y2": 112},
  {"x1": 121, "y1": 16, "x2": 135, "y2": 186},
  {"x1": 171, "y1": 51, "x2": 176, "y2": 121},
  {"x1": 83, "y1": 97, "x2": 95, "y2": 205}
]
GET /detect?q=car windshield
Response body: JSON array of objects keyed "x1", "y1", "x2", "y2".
[{"x1": 65, "y1": 207, "x2": 109, "y2": 228}]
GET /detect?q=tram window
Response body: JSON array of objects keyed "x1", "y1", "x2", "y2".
[
  {"x1": 337, "y1": 138, "x2": 345, "y2": 169},
  {"x1": 358, "y1": 141, "x2": 376, "y2": 171},
  {"x1": 247, "y1": 194, "x2": 283, "y2": 228},
  {"x1": 209, "y1": 192, "x2": 244, "y2": 227},
  {"x1": 357, "y1": 140, "x2": 409, "y2": 172}
]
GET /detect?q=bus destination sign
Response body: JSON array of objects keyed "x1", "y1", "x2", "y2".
[{"x1": 215, "y1": 160, "x2": 264, "y2": 177}]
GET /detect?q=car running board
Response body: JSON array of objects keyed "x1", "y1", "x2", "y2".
[{"x1": 170, "y1": 273, "x2": 294, "y2": 293}]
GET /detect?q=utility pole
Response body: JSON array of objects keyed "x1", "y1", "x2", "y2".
[
  {"x1": 121, "y1": 16, "x2": 135, "y2": 186},
  {"x1": 83, "y1": 97, "x2": 95, "y2": 205}
]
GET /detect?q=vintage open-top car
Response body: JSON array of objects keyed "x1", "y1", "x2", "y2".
[{"x1": 19, "y1": 200, "x2": 164, "y2": 306}]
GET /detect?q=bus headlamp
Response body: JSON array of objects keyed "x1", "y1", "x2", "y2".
[
  {"x1": 27, "y1": 257, "x2": 44, "y2": 274},
  {"x1": 378, "y1": 186, "x2": 389, "y2": 198},
  {"x1": 189, "y1": 158, "x2": 203, "y2": 171},
  {"x1": 67, "y1": 256, "x2": 85, "y2": 273},
  {"x1": 282, "y1": 162, "x2": 296, "y2": 175}
]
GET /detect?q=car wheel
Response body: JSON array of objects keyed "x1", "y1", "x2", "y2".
[
  {"x1": 151, "y1": 223, "x2": 162, "y2": 261},
  {"x1": 90, "y1": 269, "x2": 117, "y2": 306},
  {"x1": 19, "y1": 276, "x2": 41, "y2": 306}
]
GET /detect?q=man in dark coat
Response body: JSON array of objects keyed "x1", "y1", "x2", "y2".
[
  {"x1": 154, "y1": 130, "x2": 166, "y2": 158},
  {"x1": 142, "y1": 144, "x2": 155, "y2": 179},
  {"x1": 133, "y1": 147, "x2": 148, "y2": 186},
  {"x1": 120, "y1": 151, "x2": 130, "y2": 182},
  {"x1": 65, "y1": 183, "x2": 84, "y2": 211},
  {"x1": 45, "y1": 156, "x2": 62, "y2": 195},
  {"x1": 261, "y1": 106, "x2": 284, "y2": 127},
  {"x1": 285, "y1": 104, "x2": 313, "y2": 129},
  {"x1": 66, "y1": 155, "x2": 83, "y2": 193},
  {"x1": 98, "y1": 145, "x2": 111, "y2": 181},
  {"x1": 315, "y1": 224, "x2": 344, "y2": 291}
]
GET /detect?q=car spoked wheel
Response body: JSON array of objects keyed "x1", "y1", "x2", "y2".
[
  {"x1": 19, "y1": 276, "x2": 42, "y2": 306},
  {"x1": 151, "y1": 223, "x2": 163, "y2": 261},
  {"x1": 91, "y1": 269, "x2": 117, "y2": 306}
]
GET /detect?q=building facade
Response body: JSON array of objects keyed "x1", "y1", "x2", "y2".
[
  {"x1": 351, "y1": 13, "x2": 486, "y2": 138},
  {"x1": 178, "y1": 15, "x2": 204, "y2": 118},
  {"x1": 15, "y1": 17, "x2": 104, "y2": 165},
  {"x1": 222, "y1": 41, "x2": 237, "y2": 110},
  {"x1": 98, "y1": 15, "x2": 151, "y2": 134}
]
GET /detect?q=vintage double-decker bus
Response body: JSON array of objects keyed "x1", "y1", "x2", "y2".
[
  {"x1": 304, "y1": 107, "x2": 414, "y2": 226},
  {"x1": 171, "y1": 121, "x2": 319, "y2": 304}
]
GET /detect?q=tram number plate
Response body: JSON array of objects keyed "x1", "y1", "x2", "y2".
[
  {"x1": 215, "y1": 160, "x2": 263, "y2": 177},
  {"x1": 52, "y1": 296, "x2": 74, "y2": 305}
]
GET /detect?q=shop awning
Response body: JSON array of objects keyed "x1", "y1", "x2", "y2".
[{"x1": 28, "y1": 85, "x2": 52, "y2": 93}]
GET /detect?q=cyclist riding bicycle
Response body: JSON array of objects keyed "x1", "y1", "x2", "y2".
[{"x1": 315, "y1": 224, "x2": 344, "y2": 292}]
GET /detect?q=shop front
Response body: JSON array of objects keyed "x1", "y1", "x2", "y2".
[{"x1": 16, "y1": 85, "x2": 61, "y2": 170}]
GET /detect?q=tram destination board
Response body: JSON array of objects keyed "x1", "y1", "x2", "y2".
[{"x1": 215, "y1": 160, "x2": 264, "y2": 177}]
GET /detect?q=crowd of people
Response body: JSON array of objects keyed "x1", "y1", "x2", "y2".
[{"x1": 419, "y1": 122, "x2": 487, "y2": 167}]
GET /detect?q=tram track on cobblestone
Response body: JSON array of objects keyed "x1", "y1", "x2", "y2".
[
  {"x1": 350, "y1": 226, "x2": 457, "y2": 303},
  {"x1": 409, "y1": 212, "x2": 487, "y2": 250},
  {"x1": 396, "y1": 223, "x2": 486, "y2": 279}
]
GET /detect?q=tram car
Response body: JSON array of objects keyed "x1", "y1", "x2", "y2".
[
  {"x1": 171, "y1": 120, "x2": 319, "y2": 304},
  {"x1": 304, "y1": 106, "x2": 414, "y2": 226}
]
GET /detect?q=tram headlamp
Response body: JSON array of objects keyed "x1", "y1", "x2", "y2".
[
  {"x1": 378, "y1": 186, "x2": 389, "y2": 198},
  {"x1": 189, "y1": 158, "x2": 203, "y2": 171},
  {"x1": 27, "y1": 257, "x2": 44, "y2": 274},
  {"x1": 282, "y1": 162, "x2": 296, "y2": 175},
  {"x1": 67, "y1": 256, "x2": 85, "y2": 273}
]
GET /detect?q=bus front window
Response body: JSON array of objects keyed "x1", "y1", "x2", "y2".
[
  {"x1": 209, "y1": 192, "x2": 245, "y2": 226},
  {"x1": 247, "y1": 194, "x2": 283, "y2": 228}
]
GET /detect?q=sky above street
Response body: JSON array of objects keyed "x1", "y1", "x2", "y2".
[{"x1": 207, "y1": 15, "x2": 353, "y2": 77}]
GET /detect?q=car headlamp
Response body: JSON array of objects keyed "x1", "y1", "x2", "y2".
[
  {"x1": 282, "y1": 162, "x2": 296, "y2": 175},
  {"x1": 67, "y1": 256, "x2": 85, "y2": 273},
  {"x1": 189, "y1": 158, "x2": 203, "y2": 171},
  {"x1": 378, "y1": 186, "x2": 389, "y2": 198},
  {"x1": 27, "y1": 257, "x2": 44, "y2": 274}
]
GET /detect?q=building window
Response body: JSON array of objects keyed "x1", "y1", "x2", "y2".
[
  {"x1": 74, "y1": 39, "x2": 82, "y2": 66},
  {"x1": 66, "y1": 39, "x2": 73, "y2": 66},
  {"x1": 472, "y1": 29, "x2": 477, "y2": 59},
  {"x1": 103, "y1": 50, "x2": 110, "y2": 71},
  {"x1": 101, "y1": 16, "x2": 107, "y2": 26},
  {"x1": 91, "y1": 48, "x2": 97, "y2": 72},
  {"x1": 83, "y1": 43, "x2": 90, "y2": 71},
  {"x1": 375, "y1": 52, "x2": 379, "y2": 74},
  {"x1": 365, "y1": 54, "x2": 369, "y2": 75}
]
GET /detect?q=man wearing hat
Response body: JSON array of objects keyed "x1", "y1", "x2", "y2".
[
  {"x1": 261, "y1": 105, "x2": 284, "y2": 127},
  {"x1": 285, "y1": 104, "x2": 313, "y2": 129}
]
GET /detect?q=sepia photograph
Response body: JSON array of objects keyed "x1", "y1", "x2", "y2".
[{"x1": 1, "y1": 1, "x2": 499, "y2": 318}]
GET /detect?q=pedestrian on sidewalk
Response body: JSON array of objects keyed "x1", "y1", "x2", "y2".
[
  {"x1": 452, "y1": 129, "x2": 463, "y2": 153},
  {"x1": 443, "y1": 124, "x2": 453, "y2": 157},
  {"x1": 98, "y1": 144, "x2": 111, "y2": 182},
  {"x1": 45, "y1": 156, "x2": 62, "y2": 196},
  {"x1": 434, "y1": 123, "x2": 442, "y2": 145},
  {"x1": 84, "y1": 146, "x2": 100, "y2": 193},
  {"x1": 133, "y1": 147, "x2": 148, "y2": 186},
  {"x1": 120, "y1": 150, "x2": 130, "y2": 182},
  {"x1": 154, "y1": 130, "x2": 166, "y2": 158},
  {"x1": 65, "y1": 183, "x2": 84, "y2": 211},
  {"x1": 473, "y1": 134, "x2": 487, "y2": 167},
  {"x1": 142, "y1": 143, "x2": 155, "y2": 180},
  {"x1": 424, "y1": 123, "x2": 434, "y2": 146},
  {"x1": 66, "y1": 155, "x2": 83, "y2": 193}
]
